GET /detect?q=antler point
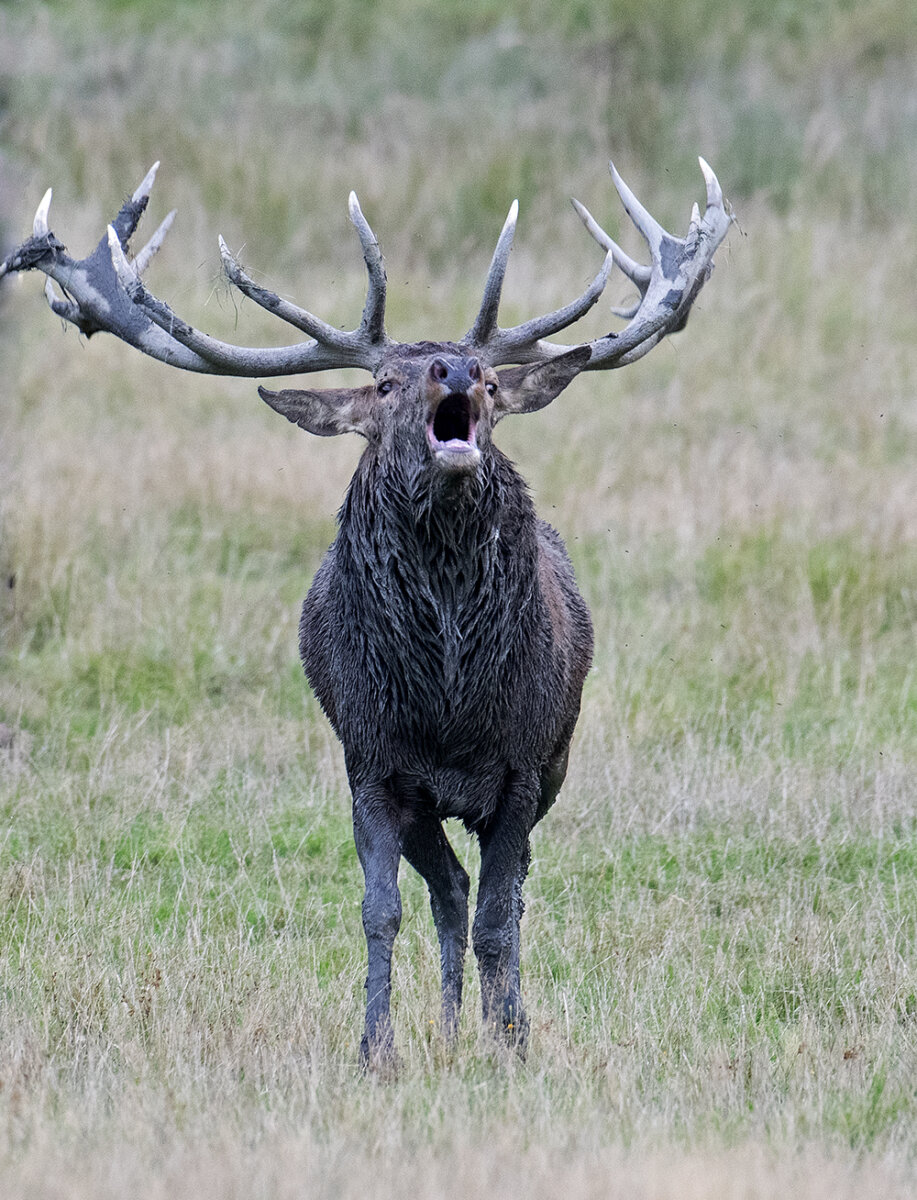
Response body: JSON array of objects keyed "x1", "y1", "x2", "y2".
[
  {"x1": 132, "y1": 162, "x2": 161, "y2": 204},
  {"x1": 217, "y1": 234, "x2": 237, "y2": 274},
  {"x1": 33, "y1": 188, "x2": 53, "y2": 236},
  {"x1": 698, "y1": 157, "x2": 724, "y2": 209},
  {"x1": 570, "y1": 197, "x2": 592, "y2": 228},
  {"x1": 608, "y1": 161, "x2": 630, "y2": 204}
]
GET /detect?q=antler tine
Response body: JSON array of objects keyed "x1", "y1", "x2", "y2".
[
  {"x1": 466, "y1": 199, "x2": 620, "y2": 364},
  {"x1": 698, "y1": 157, "x2": 724, "y2": 208},
  {"x1": 476, "y1": 248, "x2": 614, "y2": 364},
  {"x1": 610, "y1": 299, "x2": 641, "y2": 320},
  {"x1": 0, "y1": 188, "x2": 54, "y2": 280},
  {"x1": 465, "y1": 200, "x2": 519, "y2": 348},
  {"x1": 218, "y1": 236, "x2": 355, "y2": 352},
  {"x1": 106, "y1": 161, "x2": 165, "y2": 248},
  {"x1": 571, "y1": 196, "x2": 651, "y2": 287},
  {"x1": 572, "y1": 195, "x2": 652, "y2": 320},
  {"x1": 348, "y1": 192, "x2": 389, "y2": 348},
  {"x1": 133, "y1": 208, "x2": 176, "y2": 276},
  {"x1": 33, "y1": 188, "x2": 53, "y2": 236},
  {"x1": 608, "y1": 161, "x2": 668, "y2": 259},
  {"x1": 43, "y1": 276, "x2": 80, "y2": 323},
  {"x1": 132, "y1": 161, "x2": 160, "y2": 204}
]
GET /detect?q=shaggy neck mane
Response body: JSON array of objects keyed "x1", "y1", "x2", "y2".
[
  {"x1": 339, "y1": 446, "x2": 533, "y2": 577},
  {"x1": 333, "y1": 446, "x2": 540, "y2": 713}
]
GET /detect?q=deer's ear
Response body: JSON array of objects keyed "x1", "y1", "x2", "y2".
[
  {"x1": 493, "y1": 346, "x2": 592, "y2": 421},
  {"x1": 258, "y1": 384, "x2": 377, "y2": 439}
]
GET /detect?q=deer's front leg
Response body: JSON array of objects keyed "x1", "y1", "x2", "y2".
[
  {"x1": 352, "y1": 784, "x2": 403, "y2": 1067},
  {"x1": 402, "y1": 812, "x2": 470, "y2": 1041},
  {"x1": 472, "y1": 770, "x2": 537, "y2": 1052}
]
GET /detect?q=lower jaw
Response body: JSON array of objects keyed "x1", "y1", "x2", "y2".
[{"x1": 433, "y1": 445, "x2": 481, "y2": 472}]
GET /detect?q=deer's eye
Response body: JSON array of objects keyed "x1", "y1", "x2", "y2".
[
  {"x1": 377, "y1": 379, "x2": 395, "y2": 396},
  {"x1": 485, "y1": 381, "x2": 498, "y2": 397}
]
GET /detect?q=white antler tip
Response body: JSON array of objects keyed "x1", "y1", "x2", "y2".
[
  {"x1": 132, "y1": 161, "x2": 161, "y2": 203},
  {"x1": 499, "y1": 199, "x2": 519, "y2": 242},
  {"x1": 698, "y1": 157, "x2": 723, "y2": 208},
  {"x1": 33, "y1": 188, "x2": 53, "y2": 236},
  {"x1": 570, "y1": 197, "x2": 593, "y2": 235},
  {"x1": 608, "y1": 161, "x2": 634, "y2": 207},
  {"x1": 217, "y1": 233, "x2": 237, "y2": 271},
  {"x1": 348, "y1": 191, "x2": 362, "y2": 221}
]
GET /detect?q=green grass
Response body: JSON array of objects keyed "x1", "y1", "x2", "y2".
[{"x1": 3, "y1": 0, "x2": 917, "y2": 1195}]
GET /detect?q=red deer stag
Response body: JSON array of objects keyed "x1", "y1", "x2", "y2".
[{"x1": 1, "y1": 159, "x2": 732, "y2": 1064}]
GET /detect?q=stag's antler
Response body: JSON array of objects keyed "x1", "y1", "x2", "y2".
[
  {"x1": 465, "y1": 157, "x2": 733, "y2": 369},
  {"x1": 0, "y1": 158, "x2": 731, "y2": 375},
  {"x1": 0, "y1": 163, "x2": 392, "y2": 375}
]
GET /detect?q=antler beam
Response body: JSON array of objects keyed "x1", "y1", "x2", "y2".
[
  {"x1": 0, "y1": 157, "x2": 732, "y2": 377},
  {"x1": 0, "y1": 164, "x2": 392, "y2": 376},
  {"x1": 464, "y1": 157, "x2": 733, "y2": 369}
]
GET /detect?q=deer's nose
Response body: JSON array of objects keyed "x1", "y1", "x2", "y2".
[{"x1": 428, "y1": 356, "x2": 483, "y2": 393}]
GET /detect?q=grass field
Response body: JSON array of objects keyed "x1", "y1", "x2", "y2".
[{"x1": 2, "y1": 1, "x2": 917, "y2": 1195}]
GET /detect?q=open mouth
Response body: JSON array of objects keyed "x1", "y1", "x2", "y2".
[{"x1": 426, "y1": 393, "x2": 480, "y2": 464}]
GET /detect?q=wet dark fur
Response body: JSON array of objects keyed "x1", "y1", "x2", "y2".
[
  {"x1": 296, "y1": 350, "x2": 594, "y2": 1061},
  {"x1": 302, "y1": 442, "x2": 593, "y2": 825}
]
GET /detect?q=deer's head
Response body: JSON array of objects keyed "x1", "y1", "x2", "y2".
[{"x1": 256, "y1": 342, "x2": 591, "y2": 480}]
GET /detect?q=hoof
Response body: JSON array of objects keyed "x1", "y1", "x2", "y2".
[
  {"x1": 359, "y1": 1033, "x2": 399, "y2": 1077},
  {"x1": 483, "y1": 1009, "x2": 530, "y2": 1059},
  {"x1": 502, "y1": 1013, "x2": 529, "y2": 1059}
]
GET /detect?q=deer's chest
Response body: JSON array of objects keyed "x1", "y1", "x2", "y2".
[{"x1": 339, "y1": 555, "x2": 534, "y2": 743}]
